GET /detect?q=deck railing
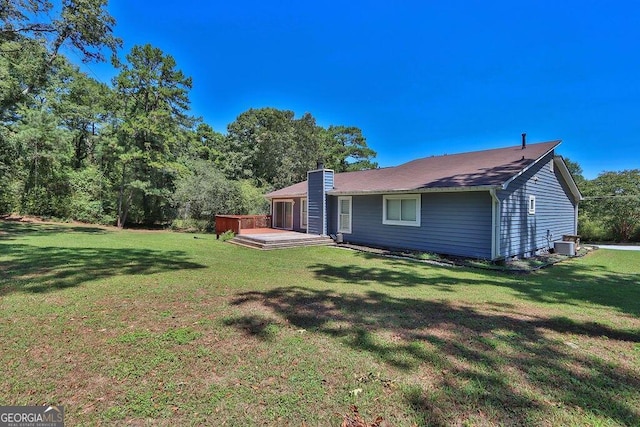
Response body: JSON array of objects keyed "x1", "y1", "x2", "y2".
[{"x1": 215, "y1": 215, "x2": 272, "y2": 238}]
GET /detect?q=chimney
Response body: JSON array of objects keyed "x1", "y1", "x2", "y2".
[
  {"x1": 316, "y1": 159, "x2": 325, "y2": 170},
  {"x1": 521, "y1": 133, "x2": 526, "y2": 149}
]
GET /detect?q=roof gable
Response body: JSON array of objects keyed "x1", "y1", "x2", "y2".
[{"x1": 266, "y1": 140, "x2": 562, "y2": 198}]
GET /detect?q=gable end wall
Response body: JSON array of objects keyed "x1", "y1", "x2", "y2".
[{"x1": 498, "y1": 151, "x2": 577, "y2": 258}]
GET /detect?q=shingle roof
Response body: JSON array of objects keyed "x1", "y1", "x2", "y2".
[{"x1": 266, "y1": 140, "x2": 561, "y2": 198}]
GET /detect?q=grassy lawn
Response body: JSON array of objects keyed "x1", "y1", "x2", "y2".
[{"x1": 1, "y1": 221, "x2": 639, "y2": 426}]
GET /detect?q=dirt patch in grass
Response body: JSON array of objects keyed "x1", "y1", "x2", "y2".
[{"x1": 1, "y1": 214, "x2": 111, "y2": 229}]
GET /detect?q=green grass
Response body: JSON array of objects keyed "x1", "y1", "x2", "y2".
[{"x1": 1, "y1": 221, "x2": 639, "y2": 426}]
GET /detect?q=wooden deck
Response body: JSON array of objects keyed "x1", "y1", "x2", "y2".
[
  {"x1": 238, "y1": 227, "x2": 286, "y2": 235},
  {"x1": 215, "y1": 215, "x2": 334, "y2": 249},
  {"x1": 229, "y1": 230, "x2": 335, "y2": 250}
]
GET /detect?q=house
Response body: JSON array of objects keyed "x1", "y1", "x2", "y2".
[{"x1": 265, "y1": 138, "x2": 582, "y2": 260}]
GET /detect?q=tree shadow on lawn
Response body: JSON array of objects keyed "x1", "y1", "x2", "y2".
[
  {"x1": 311, "y1": 251, "x2": 640, "y2": 317},
  {"x1": 231, "y1": 286, "x2": 640, "y2": 425},
  {"x1": 0, "y1": 243, "x2": 206, "y2": 295},
  {"x1": 0, "y1": 220, "x2": 108, "y2": 240}
]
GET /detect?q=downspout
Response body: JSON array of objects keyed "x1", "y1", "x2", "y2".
[{"x1": 490, "y1": 189, "x2": 501, "y2": 260}]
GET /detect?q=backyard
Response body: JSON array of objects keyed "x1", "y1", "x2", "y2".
[{"x1": 0, "y1": 220, "x2": 639, "y2": 426}]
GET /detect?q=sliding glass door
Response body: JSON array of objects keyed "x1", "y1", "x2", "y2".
[{"x1": 273, "y1": 201, "x2": 293, "y2": 229}]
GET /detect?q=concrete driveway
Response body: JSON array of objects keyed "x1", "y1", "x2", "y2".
[{"x1": 596, "y1": 245, "x2": 640, "y2": 251}]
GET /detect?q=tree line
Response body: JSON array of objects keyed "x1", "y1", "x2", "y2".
[
  {"x1": 0, "y1": 1, "x2": 377, "y2": 230},
  {"x1": 565, "y1": 161, "x2": 639, "y2": 242}
]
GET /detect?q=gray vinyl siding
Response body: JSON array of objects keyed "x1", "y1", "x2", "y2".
[
  {"x1": 498, "y1": 152, "x2": 577, "y2": 258},
  {"x1": 307, "y1": 172, "x2": 324, "y2": 235},
  {"x1": 328, "y1": 192, "x2": 493, "y2": 258},
  {"x1": 324, "y1": 172, "x2": 334, "y2": 197},
  {"x1": 307, "y1": 170, "x2": 334, "y2": 235}
]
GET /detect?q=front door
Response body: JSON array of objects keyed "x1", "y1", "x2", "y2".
[{"x1": 273, "y1": 201, "x2": 293, "y2": 229}]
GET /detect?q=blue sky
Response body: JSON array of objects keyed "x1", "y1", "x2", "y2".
[{"x1": 75, "y1": 0, "x2": 640, "y2": 179}]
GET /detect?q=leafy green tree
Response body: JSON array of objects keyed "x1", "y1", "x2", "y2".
[
  {"x1": 172, "y1": 160, "x2": 244, "y2": 225},
  {"x1": 562, "y1": 157, "x2": 586, "y2": 189},
  {"x1": 68, "y1": 165, "x2": 112, "y2": 223},
  {"x1": 188, "y1": 123, "x2": 225, "y2": 162},
  {"x1": 1, "y1": 51, "x2": 114, "y2": 219},
  {"x1": 322, "y1": 125, "x2": 378, "y2": 172},
  {"x1": 0, "y1": 124, "x2": 18, "y2": 213},
  {"x1": 12, "y1": 105, "x2": 73, "y2": 216},
  {"x1": 584, "y1": 170, "x2": 640, "y2": 242},
  {"x1": 51, "y1": 61, "x2": 112, "y2": 169},
  {"x1": 224, "y1": 108, "x2": 378, "y2": 189},
  {"x1": 111, "y1": 44, "x2": 194, "y2": 227},
  {"x1": 225, "y1": 107, "x2": 297, "y2": 187},
  {"x1": 238, "y1": 179, "x2": 270, "y2": 215},
  {"x1": 0, "y1": 0, "x2": 121, "y2": 106},
  {"x1": 1, "y1": 2, "x2": 119, "y2": 218},
  {"x1": 0, "y1": 35, "x2": 48, "y2": 114},
  {"x1": 291, "y1": 112, "x2": 322, "y2": 175}
]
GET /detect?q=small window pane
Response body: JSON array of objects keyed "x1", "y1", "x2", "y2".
[
  {"x1": 387, "y1": 199, "x2": 401, "y2": 220},
  {"x1": 339, "y1": 214, "x2": 350, "y2": 231},
  {"x1": 401, "y1": 199, "x2": 416, "y2": 221},
  {"x1": 340, "y1": 199, "x2": 350, "y2": 214},
  {"x1": 528, "y1": 195, "x2": 536, "y2": 214}
]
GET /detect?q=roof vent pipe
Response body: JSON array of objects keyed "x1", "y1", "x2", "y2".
[{"x1": 521, "y1": 133, "x2": 526, "y2": 149}]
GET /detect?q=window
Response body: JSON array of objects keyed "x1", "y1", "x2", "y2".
[
  {"x1": 300, "y1": 198, "x2": 307, "y2": 228},
  {"x1": 528, "y1": 195, "x2": 536, "y2": 215},
  {"x1": 383, "y1": 194, "x2": 421, "y2": 226},
  {"x1": 338, "y1": 196, "x2": 352, "y2": 233}
]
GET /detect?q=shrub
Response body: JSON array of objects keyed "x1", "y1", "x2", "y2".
[
  {"x1": 0, "y1": 180, "x2": 19, "y2": 215},
  {"x1": 578, "y1": 216, "x2": 614, "y2": 242},
  {"x1": 172, "y1": 161, "x2": 245, "y2": 223},
  {"x1": 170, "y1": 218, "x2": 210, "y2": 232},
  {"x1": 21, "y1": 185, "x2": 71, "y2": 218},
  {"x1": 239, "y1": 179, "x2": 270, "y2": 214},
  {"x1": 68, "y1": 167, "x2": 110, "y2": 224},
  {"x1": 219, "y1": 230, "x2": 235, "y2": 241}
]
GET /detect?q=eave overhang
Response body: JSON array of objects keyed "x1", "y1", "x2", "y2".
[{"x1": 327, "y1": 185, "x2": 500, "y2": 197}]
